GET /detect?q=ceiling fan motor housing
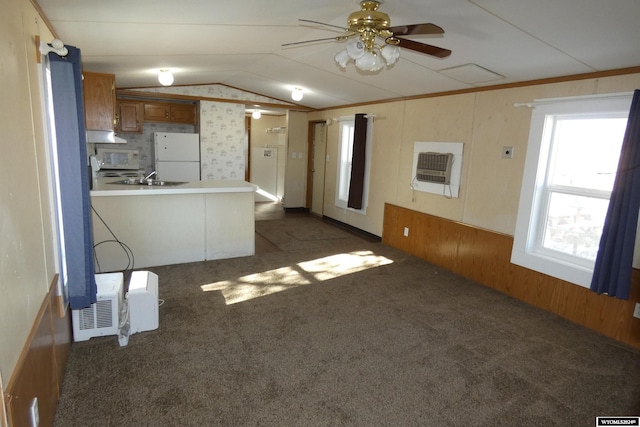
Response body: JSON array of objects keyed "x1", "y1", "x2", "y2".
[
  {"x1": 348, "y1": 1, "x2": 390, "y2": 31},
  {"x1": 348, "y1": 1, "x2": 393, "y2": 49}
]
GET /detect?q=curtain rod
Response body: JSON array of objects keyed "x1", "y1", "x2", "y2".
[
  {"x1": 514, "y1": 91, "x2": 634, "y2": 108},
  {"x1": 39, "y1": 39, "x2": 68, "y2": 58},
  {"x1": 326, "y1": 113, "x2": 378, "y2": 125}
]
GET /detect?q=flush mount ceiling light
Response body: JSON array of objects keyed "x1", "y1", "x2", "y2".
[
  {"x1": 251, "y1": 110, "x2": 262, "y2": 119},
  {"x1": 158, "y1": 69, "x2": 174, "y2": 86},
  {"x1": 291, "y1": 88, "x2": 304, "y2": 102}
]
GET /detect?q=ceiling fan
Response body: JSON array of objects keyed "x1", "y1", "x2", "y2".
[{"x1": 283, "y1": 0, "x2": 451, "y2": 72}]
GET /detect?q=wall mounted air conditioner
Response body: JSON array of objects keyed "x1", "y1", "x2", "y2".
[
  {"x1": 72, "y1": 273, "x2": 124, "y2": 342},
  {"x1": 416, "y1": 152, "x2": 454, "y2": 184}
]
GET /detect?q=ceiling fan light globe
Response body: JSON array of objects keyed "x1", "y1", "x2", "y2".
[
  {"x1": 381, "y1": 45, "x2": 400, "y2": 65},
  {"x1": 355, "y1": 51, "x2": 377, "y2": 71},
  {"x1": 371, "y1": 52, "x2": 385, "y2": 71},
  {"x1": 346, "y1": 38, "x2": 365, "y2": 59},
  {"x1": 335, "y1": 49, "x2": 350, "y2": 68}
]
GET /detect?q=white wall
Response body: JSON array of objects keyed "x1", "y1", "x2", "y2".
[{"x1": 1, "y1": 0, "x2": 57, "y2": 382}]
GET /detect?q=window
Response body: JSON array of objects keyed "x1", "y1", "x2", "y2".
[
  {"x1": 335, "y1": 115, "x2": 372, "y2": 212},
  {"x1": 336, "y1": 118, "x2": 355, "y2": 208},
  {"x1": 512, "y1": 94, "x2": 632, "y2": 287}
]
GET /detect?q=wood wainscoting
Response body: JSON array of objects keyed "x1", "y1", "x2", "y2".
[
  {"x1": 4, "y1": 277, "x2": 72, "y2": 426},
  {"x1": 382, "y1": 203, "x2": 640, "y2": 349}
]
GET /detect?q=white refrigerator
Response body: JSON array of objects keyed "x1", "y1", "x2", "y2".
[{"x1": 154, "y1": 132, "x2": 200, "y2": 181}]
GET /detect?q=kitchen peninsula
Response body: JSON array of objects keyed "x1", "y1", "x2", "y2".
[{"x1": 90, "y1": 179, "x2": 257, "y2": 273}]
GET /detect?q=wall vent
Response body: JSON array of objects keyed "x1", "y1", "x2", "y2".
[
  {"x1": 71, "y1": 273, "x2": 123, "y2": 341},
  {"x1": 416, "y1": 152, "x2": 454, "y2": 184}
]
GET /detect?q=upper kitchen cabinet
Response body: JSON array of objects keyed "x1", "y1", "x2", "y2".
[
  {"x1": 143, "y1": 102, "x2": 197, "y2": 125},
  {"x1": 83, "y1": 71, "x2": 116, "y2": 131},
  {"x1": 116, "y1": 100, "x2": 143, "y2": 133}
]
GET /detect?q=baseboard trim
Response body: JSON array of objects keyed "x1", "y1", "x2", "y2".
[
  {"x1": 322, "y1": 216, "x2": 382, "y2": 242},
  {"x1": 283, "y1": 207, "x2": 309, "y2": 214}
]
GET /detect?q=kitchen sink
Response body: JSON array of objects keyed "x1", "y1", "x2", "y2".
[{"x1": 108, "y1": 179, "x2": 187, "y2": 187}]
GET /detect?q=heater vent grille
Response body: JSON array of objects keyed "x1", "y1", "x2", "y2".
[{"x1": 416, "y1": 152, "x2": 453, "y2": 184}]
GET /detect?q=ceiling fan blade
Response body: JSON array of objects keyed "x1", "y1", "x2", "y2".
[
  {"x1": 299, "y1": 19, "x2": 348, "y2": 32},
  {"x1": 282, "y1": 35, "x2": 348, "y2": 47},
  {"x1": 388, "y1": 23, "x2": 444, "y2": 36},
  {"x1": 396, "y1": 37, "x2": 451, "y2": 58}
]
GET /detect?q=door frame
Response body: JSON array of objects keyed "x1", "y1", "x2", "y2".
[{"x1": 306, "y1": 120, "x2": 327, "y2": 212}]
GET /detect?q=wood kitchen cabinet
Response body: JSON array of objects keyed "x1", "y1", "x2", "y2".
[
  {"x1": 116, "y1": 100, "x2": 143, "y2": 133},
  {"x1": 83, "y1": 71, "x2": 116, "y2": 130},
  {"x1": 143, "y1": 102, "x2": 197, "y2": 125}
]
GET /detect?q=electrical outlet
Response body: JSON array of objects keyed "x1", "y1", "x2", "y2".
[
  {"x1": 29, "y1": 397, "x2": 39, "y2": 427},
  {"x1": 403, "y1": 227, "x2": 409, "y2": 237},
  {"x1": 502, "y1": 146, "x2": 514, "y2": 159},
  {"x1": 634, "y1": 303, "x2": 640, "y2": 319}
]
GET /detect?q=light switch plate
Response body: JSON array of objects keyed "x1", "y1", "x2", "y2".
[{"x1": 633, "y1": 303, "x2": 640, "y2": 319}]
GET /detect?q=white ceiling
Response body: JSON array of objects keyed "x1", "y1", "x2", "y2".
[{"x1": 37, "y1": 0, "x2": 640, "y2": 111}]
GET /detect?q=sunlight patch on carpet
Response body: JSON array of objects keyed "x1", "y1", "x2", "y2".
[{"x1": 200, "y1": 250, "x2": 394, "y2": 304}]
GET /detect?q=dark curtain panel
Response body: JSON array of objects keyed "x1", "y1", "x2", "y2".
[
  {"x1": 348, "y1": 113, "x2": 368, "y2": 210},
  {"x1": 590, "y1": 89, "x2": 640, "y2": 300},
  {"x1": 48, "y1": 46, "x2": 97, "y2": 308}
]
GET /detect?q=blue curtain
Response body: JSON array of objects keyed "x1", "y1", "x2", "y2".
[
  {"x1": 590, "y1": 89, "x2": 640, "y2": 300},
  {"x1": 48, "y1": 46, "x2": 97, "y2": 309}
]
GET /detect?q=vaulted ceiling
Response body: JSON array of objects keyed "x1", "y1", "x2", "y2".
[{"x1": 37, "y1": 0, "x2": 640, "y2": 111}]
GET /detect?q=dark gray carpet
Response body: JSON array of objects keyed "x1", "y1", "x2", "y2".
[{"x1": 54, "y1": 216, "x2": 640, "y2": 426}]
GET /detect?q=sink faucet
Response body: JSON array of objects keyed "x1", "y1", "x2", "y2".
[{"x1": 143, "y1": 170, "x2": 157, "y2": 181}]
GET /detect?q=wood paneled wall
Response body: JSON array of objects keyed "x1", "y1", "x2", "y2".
[
  {"x1": 4, "y1": 278, "x2": 71, "y2": 426},
  {"x1": 382, "y1": 203, "x2": 640, "y2": 349}
]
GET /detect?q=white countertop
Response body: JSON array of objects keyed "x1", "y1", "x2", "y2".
[{"x1": 90, "y1": 178, "x2": 258, "y2": 197}]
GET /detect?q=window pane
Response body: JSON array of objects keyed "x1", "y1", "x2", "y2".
[
  {"x1": 550, "y1": 117, "x2": 626, "y2": 191},
  {"x1": 338, "y1": 122, "x2": 354, "y2": 202},
  {"x1": 543, "y1": 192, "x2": 609, "y2": 261}
]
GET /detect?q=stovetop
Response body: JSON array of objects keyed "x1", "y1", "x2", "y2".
[{"x1": 98, "y1": 170, "x2": 143, "y2": 178}]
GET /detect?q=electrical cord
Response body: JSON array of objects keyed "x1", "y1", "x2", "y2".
[{"x1": 91, "y1": 204, "x2": 135, "y2": 273}]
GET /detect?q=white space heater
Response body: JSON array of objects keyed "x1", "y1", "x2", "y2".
[{"x1": 72, "y1": 273, "x2": 124, "y2": 342}]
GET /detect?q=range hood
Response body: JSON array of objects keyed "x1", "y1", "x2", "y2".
[{"x1": 86, "y1": 130, "x2": 127, "y2": 144}]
